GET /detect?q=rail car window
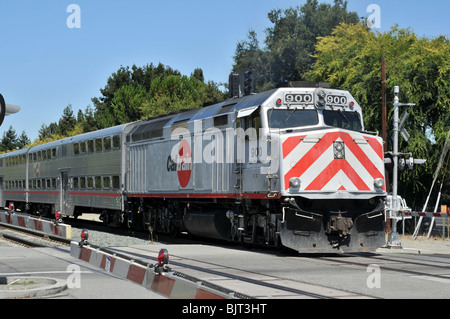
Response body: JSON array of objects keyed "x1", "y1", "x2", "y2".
[
  {"x1": 113, "y1": 135, "x2": 120, "y2": 149},
  {"x1": 104, "y1": 137, "x2": 111, "y2": 151},
  {"x1": 52, "y1": 148, "x2": 57, "y2": 158},
  {"x1": 74, "y1": 143, "x2": 79, "y2": 155},
  {"x1": 87, "y1": 177, "x2": 94, "y2": 189},
  {"x1": 73, "y1": 177, "x2": 79, "y2": 189},
  {"x1": 103, "y1": 176, "x2": 110, "y2": 189},
  {"x1": 95, "y1": 139, "x2": 102, "y2": 152},
  {"x1": 94, "y1": 176, "x2": 101, "y2": 189},
  {"x1": 87, "y1": 140, "x2": 94, "y2": 153},
  {"x1": 323, "y1": 110, "x2": 362, "y2": 132},
  {"x1": 80, "y1": 142, "x2": 86, "y2": 154},
  {"x1": 79, "y1": 177, "x2": 86, "y2": 189},
  {"x1": 112, "y1": 176, "x2": 120, "y2": 189},
  {"x1": 268, "y1": 109, "x2": 318, "y2": 129}
]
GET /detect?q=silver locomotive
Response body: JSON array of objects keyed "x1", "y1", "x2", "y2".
[{"x1": 0, "y1": 85, "x2": 387, "y2": 253}]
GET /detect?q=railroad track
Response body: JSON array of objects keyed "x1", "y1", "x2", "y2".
[
  {"x1": 4, "y1": 211, "x2": 449, "y2": 298},
  {"x1": 0, "y1": 223, "x2": 71, "y2": 248},
  {"x1": 102, "y1": 245, "x2": 373, "y2": 299}
]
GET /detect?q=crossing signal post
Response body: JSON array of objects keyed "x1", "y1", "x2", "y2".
[{"x1": 386, "y1": 86, "x2": 426, "y2": 248}]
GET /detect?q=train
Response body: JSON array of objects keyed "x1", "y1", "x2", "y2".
[{"x1": 0, "y1": 83, "x2": 387, "y2": 253}]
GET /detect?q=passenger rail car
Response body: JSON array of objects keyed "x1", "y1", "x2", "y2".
[{"x1": 0, "y1": 85, "x2": 387, "y2": 253}]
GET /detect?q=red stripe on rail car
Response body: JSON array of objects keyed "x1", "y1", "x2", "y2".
[
  {"x1": 126, "y1": 192, "x2": 281, "y2": 200},
  {"x1": 68, "y1": 192, "x2": 121, "y2": 198}
]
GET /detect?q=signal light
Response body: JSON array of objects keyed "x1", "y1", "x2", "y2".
[
  {"x1": 55, "y1": 210, "x2": 62, "y2": 223},
  {"x1": 229, "y1": 72, "x2": 240, "y2": 98},
  {"x1": 384, "y1": 152, "x2": 394, "y2": 176},
  {"x1": 81, "y1": 229, "x2": 89, "y2": 242},
  {"x1": 158, "y1": 248, "x2": 169, "y2": 267},
  {"x1": 8, "y1": 202, "x2": 14, "y2": 212},
  {"x1": 242, "y1": 68, "x2": 254, "y2": 96},
  {"x1": 276, "y1": 98, "x2": 282, "y2": 107}
]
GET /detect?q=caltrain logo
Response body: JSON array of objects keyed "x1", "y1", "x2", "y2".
[
  {"x1": 167, "y1": 139, "x2": 192, "y2": 188},
  {"x1": 283, "y1": 132, "x2": 385, "y2": 192}
]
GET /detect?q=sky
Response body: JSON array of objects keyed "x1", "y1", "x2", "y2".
[{"x1": 0, "y1": 0, "x2": 448, "y2": 142}]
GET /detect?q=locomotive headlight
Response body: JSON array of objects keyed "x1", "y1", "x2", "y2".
[
  {"x1": 289, "y1": 177, "x2": 301, "y2": 188},
  {"x1": 374, "y1": 178, "x2": 385, "y2": 189},
  {"x1": 333, "y1": 141, "x2": 345, "y2": 159}
]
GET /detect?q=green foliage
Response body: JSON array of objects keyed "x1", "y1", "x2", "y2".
[
  {"x1": 92, "y1": 62, "x2": 226, "y2": 128},
  {"x1": 0, "y1": 126, "x2": 31, "y2": 153},
  {"x1": 233, "y1": 0, "x2": 359, "y2": 91},
  {"x1": 306, "y1": 23, "x2": 450, "y2": 208}
]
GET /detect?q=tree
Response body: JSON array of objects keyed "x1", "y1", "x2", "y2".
[
  {"x1": 92, "y1": 63, "x2": 183, "y2": 128},
  {"x1": 233, "y1": 0, "x2": 359, "y2": 91},
  {"x1": 192, "y1": 68, "x2": 204, "y2": 82},
  {"x1": 79, "y1": 105, "x2": 97, "y2": 133},
  {"x1": 38, "y1": 122, "x2": 58, "y2": 140},
  {"x1": 17, "y1": 131, "x2": 31, "y2": 149},
  {"x1": 58, "y1": 105, "x2": 77, "y2": 136},
  {"x1": 110, "y1": 84, "x2": 149, "y2": 125},
  {"x1": 306, "y1": 23, "x2": 450, "y2": 208},
  {"x1": 92, "y1": 63, "x2": 226, "y2": 128},
  {"x1": 0, "y1": 126, "x2": 18, "y2": 152}
]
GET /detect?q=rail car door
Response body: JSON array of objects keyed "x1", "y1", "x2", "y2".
[
  {"x1": 236, "y1": 107, "x2": 268, "y2": 194},
  {"x1": 60, "y1": 170, "x2": 73, "y2": 216},
  {"x1": 0, "y1": 177, "x2": 3, "y2": 207}
]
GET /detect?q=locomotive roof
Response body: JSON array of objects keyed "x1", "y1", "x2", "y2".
[{"x1": 0, "y1": 123, "x2": 131, "y2": 158}]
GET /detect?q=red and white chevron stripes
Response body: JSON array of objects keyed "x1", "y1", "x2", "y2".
[{"x1": 282, "y1": 131, "x2": 385, "y2": 193}]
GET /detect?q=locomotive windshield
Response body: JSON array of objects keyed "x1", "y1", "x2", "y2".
[
  {"x1": 323, "y1": 110, "x2": 362, "y2": 132},
  {"x1": 268, "y1": 109, "x2": 319, "y2": 129}
]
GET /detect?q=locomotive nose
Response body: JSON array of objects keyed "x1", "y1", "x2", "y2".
[{"x1": 282, "y1": 130, "x2": 385, "y2": 195}]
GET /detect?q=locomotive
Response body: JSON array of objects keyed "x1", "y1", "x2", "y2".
[{"x1": 0, "y1": 83, "x2": 387, "y2": 253}]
